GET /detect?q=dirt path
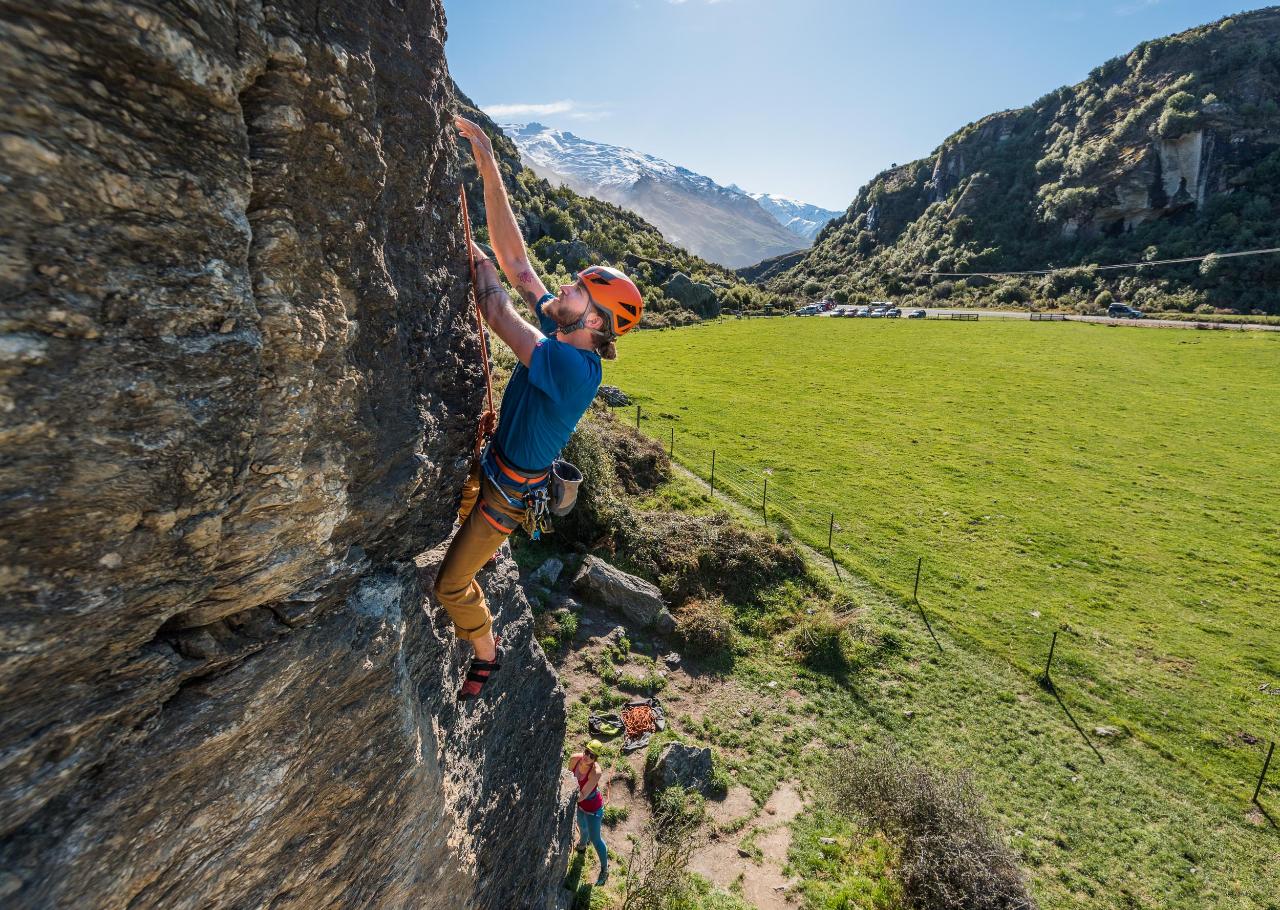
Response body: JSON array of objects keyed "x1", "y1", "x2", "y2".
[{"x1": 689, "y1": 781, "x2": 807, "y2": 909}]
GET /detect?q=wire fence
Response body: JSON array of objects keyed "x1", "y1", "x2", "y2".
[{"x1": 611, "y1": 400, "x2": 1278, "y2": 812}]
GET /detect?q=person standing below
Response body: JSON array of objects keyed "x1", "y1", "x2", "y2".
[
  {"x1": 569, "y1": 740, "x2": 609, "y2": 886},
  {"x1": 436, "y1": 116, "x2": 644, "y2": 700}
]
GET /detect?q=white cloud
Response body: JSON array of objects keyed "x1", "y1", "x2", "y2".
[
  {"x1": 480, "y1": 99, "x2": 614, "y2": 124},
  {"x1": 481, "y1": 100, "x2": 576, "y2": 118}
]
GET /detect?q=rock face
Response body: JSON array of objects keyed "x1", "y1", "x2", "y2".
[
  {"x1": 646, "y1": 742, "x2": 715, "y2": 794},
  {"x1": 0, "y1": 2, "x2": 570, "y2": 907},
  {"x1": 572, "y1": 555, "x2": 671, "y2": 629}
]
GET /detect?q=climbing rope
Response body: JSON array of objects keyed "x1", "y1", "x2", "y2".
[{"x1": 459, "y1": 185, "x2": 497, "y2": 458}]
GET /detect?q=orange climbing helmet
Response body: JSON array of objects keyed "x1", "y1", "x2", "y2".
[{"x1": 578, "y1": 265, "x2": 644, "y2": 337}]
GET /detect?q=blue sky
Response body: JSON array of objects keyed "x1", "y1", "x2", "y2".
[{"x1": 446, "y1": 1, "x2": 1271, "y2": 209}]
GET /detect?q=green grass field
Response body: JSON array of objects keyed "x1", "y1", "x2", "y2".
[{"x1": 604, "y1": 317, "x2": 1280, "y2": 795}]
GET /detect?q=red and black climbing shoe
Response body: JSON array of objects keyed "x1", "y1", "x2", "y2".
[{"x1": 457, "y1": 638, "x2": 503, "y2": 701}]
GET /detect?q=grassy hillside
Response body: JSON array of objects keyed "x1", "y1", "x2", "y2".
[
  {"x1": 764, "y1": 9, "x2": 1280, "y2": 315},
  {"x1": 531, "y1": 409, "x2": 1279, "y2": 910},
  {"x1": 603, "y1": 318, "x2": 1280, "y2": 797}
]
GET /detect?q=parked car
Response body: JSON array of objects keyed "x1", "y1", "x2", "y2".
[
  {"x1": 907, "y1": 309, "x2": 927, "y2": 319},
  {"x1": 854, "y1": 306, "x2": 871, "y2": 317},
  {"x1": 794, "y1": 304, "x2": 820, "y2": 316},
  {"x1": 819, "y1": 300, "x2": 837, "y2": 313},
  {"x1": 833, "y1": 305, "x2": 856, "y2": 317},
  {"x1": 1107, "y1": 302, "x2": 1144, "y2": 319},
  {"x1": 869, "y1": 306, "x2": 889, "y2": 317},
  {"x1": 885, "y1": 307, "x2": 902, "y2": 318}
]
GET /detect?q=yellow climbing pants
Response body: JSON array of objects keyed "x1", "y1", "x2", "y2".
[{"x1": 432, "y1": 463, "x2": 527, "y2": 640}]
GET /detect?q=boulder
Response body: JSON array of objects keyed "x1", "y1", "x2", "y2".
[
  {"x1": 572, "y1": 556, "x2": 667, "y2": 628},
  {"x1": 661, "y1": 272, "x2": 720, "y2": 318},
  {"x1": 597, "y1": 385, "x2": 631, "y2": 406},
  {"x1": 646, "y1": 742, "x2": 715, "y2": 794},
  {"x1": 531, "y1": 557, "x2": 565, "y2": 588}
]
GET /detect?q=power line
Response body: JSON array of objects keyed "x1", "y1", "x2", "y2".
[{"x1": 910, "y1": 245, "x2": 1280, "y2": 279}]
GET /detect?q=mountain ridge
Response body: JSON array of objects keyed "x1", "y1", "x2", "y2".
[
  {"x1": 500, "y1": 122, "x2": 828, "y2": 268},
  {"x1": 762, "y1": 8, "x2": 1280, "y2": 314}
]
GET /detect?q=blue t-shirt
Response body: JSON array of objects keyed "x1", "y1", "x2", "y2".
[{"x1": 493, "y1": 293, "x2": 602, "y2": 471}]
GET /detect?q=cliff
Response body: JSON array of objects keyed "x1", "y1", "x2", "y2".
[
  {"x1": 765, "y1": 8, "x2": 1280, "y2": 313},
  {"x1": 0, "y1": 2, "x2": 570, "y2": 907}
]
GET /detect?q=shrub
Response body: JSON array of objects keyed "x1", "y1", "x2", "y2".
[
  {"x1": 674, "y1": 596, "x2": 735, "y2": 659},
  {"x1": 1157, "y1": 91, "x2": 1200, "y2": 139},
  {"x1": 789, "y1": 611, "x2": 852, "y2": 672},
  {"x1": 1094, "y1": 290, "x2": 1114, "y2": 307},
  {"x1": 617, "y1": 510, "x2": 807, "y2": 606},
  {"x1": 825, "y1": 745, "x2": 1038, "y2": 910},
  {"x1": 619, "y1": 786, "x2": 703, "y2": 910}
]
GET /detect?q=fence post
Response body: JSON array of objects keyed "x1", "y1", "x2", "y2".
[
  {"x1": 762, "y1": 478, "x2": 768, "y2": 528},
  {"x1": 1043, "y1": 631, "x2": 1059, "y2": 683},
  {"x1": 910, "y1": 556, "x2": 943, "y2": 654},
  {"x1": 828, "y1": 513, "x2": 841, "y2": 579},
  {"x1": 669, "y1": 426, "x2": 674, "y2": 457},
  {"x1": 710, "y1": 450, "x2": 716, "y2": 497},
  {"x1": 635, "y1": 405, "x2": 641, "y2": 430},
  {"x1": 1255, "y1": 741, "x2": 1275, "y2": 804}
]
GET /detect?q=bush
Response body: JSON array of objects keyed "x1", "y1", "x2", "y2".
[
  {"x1": 617, "y1": 511, "x2": 807, "y2": 606},
  {"x1": 620, "y1": 786, "x2": 704, "y2": 910},
  {"x1": 674, "y1": 596, "x2": 735, "y2": 659},
  {"x1": 825, "y1": 745, "x2": 1037, "y2": 910},
  {"x1": 789, "y1": 611, "x2": 852, "y2": 672}
]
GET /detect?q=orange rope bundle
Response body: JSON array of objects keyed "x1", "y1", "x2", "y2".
[
  {"x1": 622, "y1": 705, "x2": 657, "y2": 737},
  {"x1": 459, "y1": 186, "x2": 497, "y2": 458}
]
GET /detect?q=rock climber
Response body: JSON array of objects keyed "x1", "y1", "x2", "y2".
[
  {"x1": 436, "y1": 116, "x2": 644, "y2": 700},
  {"x1": 568, "y1": 739, "x2": 610, "y2": 887}
]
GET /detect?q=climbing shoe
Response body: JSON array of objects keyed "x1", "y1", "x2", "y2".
[{"x1": 457, "y1": 637, "x2": 503, "y2": 701}]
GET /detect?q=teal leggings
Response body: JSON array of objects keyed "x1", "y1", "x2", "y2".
[{"x1": 576, "y1": 805, "x2": 607, "y2": 880}]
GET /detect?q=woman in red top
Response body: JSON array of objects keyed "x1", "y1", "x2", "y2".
[{"x1": 568, "y1": 740, "x2": 608, "y2": 886}]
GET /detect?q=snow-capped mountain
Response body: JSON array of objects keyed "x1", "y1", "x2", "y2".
[
  {"x1": 747, "y1": 193, "x2": 842, "y2": 244},
  {"x1": 501, "y1": 123, "x2": 828, "y2": 268}
]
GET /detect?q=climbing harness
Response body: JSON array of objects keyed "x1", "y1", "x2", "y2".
[
  {"x1": 479, "y1": 444, "x2": 553, "y2": 540},
  {"x1": 459, "y1": 186, "x2": 497, "y2": 459}
]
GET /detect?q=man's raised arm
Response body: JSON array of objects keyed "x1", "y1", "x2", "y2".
[
  {"x1": 455, "y1": 115, "x2": 550, "y2": 312},
  {"x1": 470, "y1": 242, "x2": 541, "y2": 368}
]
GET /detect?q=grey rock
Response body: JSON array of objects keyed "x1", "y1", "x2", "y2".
[
  {"x1": 548, "y1": 593, "x2": 582, "y2": 613},
  {"x1": 531, "y1": 557, "x2": 565, "y2": 588},
  {"x1": 661, "y1": 272, "x2": 721, "y2": 318},
  {"x1": 606, "y1": 625, "x2": 629, "y2": 644},
  {"x1": 661, "y1": 652, "x2": 682, "y2": 667},
  {"x1": 646, "y1": 742, "x2": 715, "y2": 794},
  {"x1": 654, "y1": 608, "x2": 677, "y2": 635},
  {"x1": 573, "y1": 556, "x2": 668, "y2": 628},
  {"x1": 0, "y1": 4, "x2": 570, "y2": 908},
  {"x1": 597, "y1": 385, "x2": 631, "y2": 406}
]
